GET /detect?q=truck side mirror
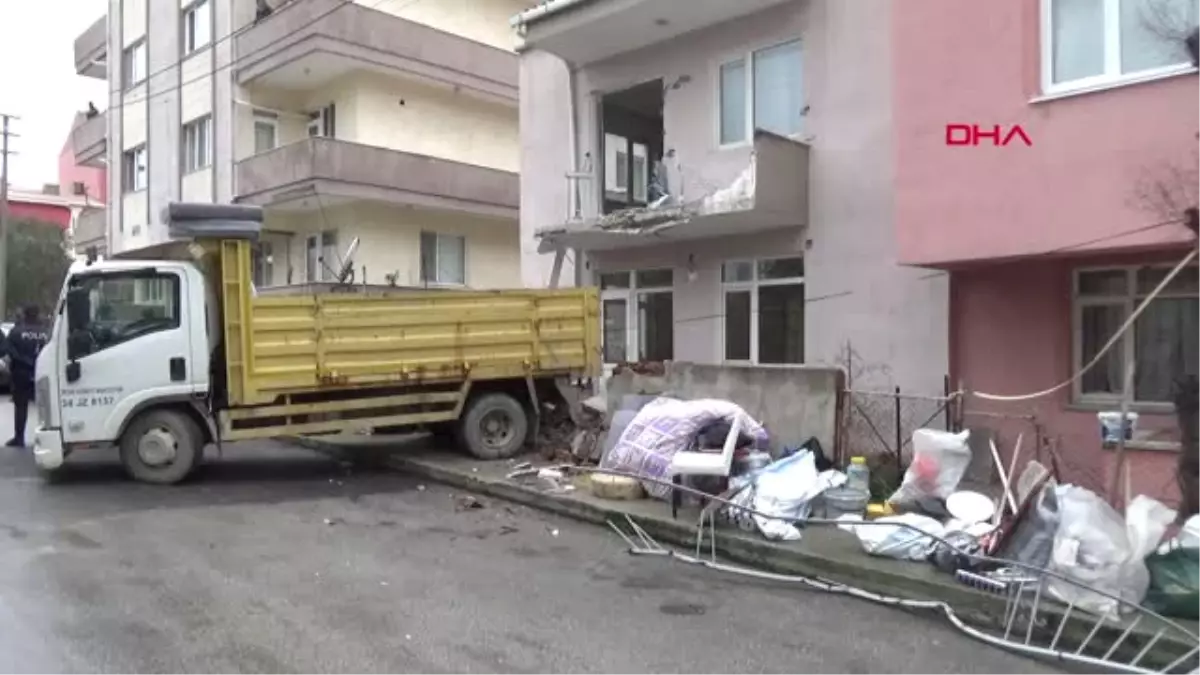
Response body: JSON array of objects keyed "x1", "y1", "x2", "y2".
[
  {"x1": 66, "y1": 331, "x2": 90, "y2": 363},
  {"x1": 65, "y1": 286, "x2": 91, "y2": 365},
  {"x1": 66, "y1": 287, "x2": 90, "y2": 334}
]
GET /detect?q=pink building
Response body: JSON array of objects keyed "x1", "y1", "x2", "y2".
[
  {"x1": 59, "y1": 116, "x2": 107, "y2": 205},
  {"x1": 63, "y1": 110, "x2": 109, "y2": 255},
  {"x1": 895, "y1": 0, "x2": 1198, "y2": 505}
]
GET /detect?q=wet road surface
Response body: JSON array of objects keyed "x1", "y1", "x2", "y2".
[{"x1": 0, "y1": 403, "x2": 1055, "y2": 673}]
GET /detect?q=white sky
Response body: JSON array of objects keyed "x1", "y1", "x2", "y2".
[{"x1": 0, "y1": 1, "x2": 108, "y2": 190}]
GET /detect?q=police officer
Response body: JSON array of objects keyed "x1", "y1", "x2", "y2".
[{"x1": 4, "y1": 306, "x2": 49, "y2": 447}]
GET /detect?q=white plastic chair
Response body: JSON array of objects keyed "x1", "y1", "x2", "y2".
[{"x1": 667, "y1": 416, "x2": 743, "y2": 519}]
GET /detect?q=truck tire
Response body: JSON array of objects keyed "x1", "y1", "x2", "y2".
[
  {"x1": 458, "y1": 393, "x2": 529, "y2": 460},
  {"x1": 118, "y1": 409, "x2": 203, "y2": 485}
]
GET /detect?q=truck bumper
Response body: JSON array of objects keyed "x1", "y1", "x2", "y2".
[{"x1": 33, "y1": 428, "x2": 64, "y2": 470}]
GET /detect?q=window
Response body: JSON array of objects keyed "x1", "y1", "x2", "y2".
[
  {"x1": 122, "y1": 39, "x2": 146, "y2": 89},
  {"x1": 122, "y1": 145, "x2": 147, "y2": 192},
  {"x1": 604, "y1": 133, "x2": 650, "y2": 206},
  {"x1": 66, "y1": 271, "x2": 181, "y2": 358},
  {"x1": 1044, "y1": 0, "x2": 1198, "y2": 91},
  {"x1": 718, "y1": 39, "x2": 803, "y2": 145},
  {"x1": 420, "y1": 232, "x2": 466, "y2": 286},
  {"x1": 1073, "y1": 264, "x2": 1198, "y2": 404},
  {"x1": 307, "y1": 104, "x2": 336, "y2": 138},
  {"x1": 72, "y1": 181, "x2": 87, "y2": 196},
  {"x1": 598, "y1": 269, "x2": 674, "y2": 363},
  {"x1": 253, "y1": 111, "x2": 278, "y2": 153},
  {"x1": 183, "y1": 0, "x2": 212, "y2": 55},
  {"x1": 252, "y1": 241, "x2": 274, "y2": 287},
  {"x1": 305, "y1": 230, "x2": 339, "y2": 282},
  {"x1": 722, "y1": 257, "x2": 805, "y2": 364},
  {"x1": 182, "y1": 115, "x2": 212, "y2": 173}
]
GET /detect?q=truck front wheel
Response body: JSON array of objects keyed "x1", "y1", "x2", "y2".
[
  {"x1": 118, "y1": 409, "x2": 203, "y2": 485},
  {"x1": 459, "y1": 393, "x2": 529, "y2": 460}
]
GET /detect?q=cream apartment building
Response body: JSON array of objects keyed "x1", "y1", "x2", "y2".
[{"x1": 71, "y1": 0, "x2": 533, "y2": 289}]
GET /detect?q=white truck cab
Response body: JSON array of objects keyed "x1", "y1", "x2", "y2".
[{"x1": 34, "y1": 256, "x2": 217, "y2": 482}]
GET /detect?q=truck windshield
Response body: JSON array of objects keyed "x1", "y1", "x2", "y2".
[{"x1": 67, "y1": 272, "x2": 182, "y2": 357}]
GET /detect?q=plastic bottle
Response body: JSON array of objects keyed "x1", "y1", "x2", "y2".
[{"x1": 846, "y1": 456, "x2": 871, "y2": 496}]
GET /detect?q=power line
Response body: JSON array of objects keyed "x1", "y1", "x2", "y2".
[{"x1": 0, "y1": 113, "x2": 19, "y2": 320}]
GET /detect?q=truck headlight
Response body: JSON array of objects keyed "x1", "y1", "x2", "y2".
[{"x1": 36, "y1": 377, "x2": 50, "y2": 425}]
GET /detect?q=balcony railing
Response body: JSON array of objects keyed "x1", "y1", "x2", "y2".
[
  {"x1": 236, "y1": 137, "x2": 519, "y2": 218},
  {"x1": 236, "y1": 0, "x2": 517, "y2": 103},
  {"x1": 71, "y1": 111, "x2": 106, "y2": 168},
  {"x1": 74, "y1": 14, "x2": 107, "y2": 79},
  {"x1": 73, "y1": 208, "x2": 106, "y2": 253}
]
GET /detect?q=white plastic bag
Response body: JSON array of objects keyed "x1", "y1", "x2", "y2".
[
  {"x1": 851, "y1": 513, "x2": 946, "y2": 560},
  {"x1": 752, "y1": 451, "x2": 820, "y2": 541},
  {"x1": 887, "y1": 429, "x2": 972, "y2": 508},
  {"x1": 1047, "y1": 487, "x2": 1177, "y2": 615}
]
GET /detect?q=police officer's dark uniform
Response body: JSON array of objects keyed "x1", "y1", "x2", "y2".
[{"x1": 4, "y1": 306, "x2": 49, "y2": 447}]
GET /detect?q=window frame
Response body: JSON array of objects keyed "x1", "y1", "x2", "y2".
[
  {"x1": 419, "y1": 231, "x2": 467, "y2": 287},
  {"x1": 183, "y1": 0, "x2": 213, "y2": 56},
  {"x1": 122, "y1": 38, "x2": 147, "y2": 90},
  {"x1": 66, "y1": 270, "x2": 183, "y2": 359},
  {"x1": 1071, "y1": 263, "x2": 1199, "y2": 407},
  {"x1": 252, "y1": 240, "x2": 274, "y2": 287},
  {"x1": 122, "y1": 144, "x2": 147, "y2": 193},
  {"x1": 597, "y1": 268, "x2": 675, "y2": 364},
  {"x1": 1040, "y1": 0, "x2": 1199, "y2": 96},
  {"x1": 720, "y1": 256, "x2": 806, "y2": 364},
  {"x1": 714, "y1": 37, "x2": 804, "y2": 149},
  {"x1": 181, "y1": 114, "x2": 213, "y2": 173},
  {"x1": 305, "y1": 230, "x2": 339, "y2": 282},
  {"x1": 252, "y1": 111, "x2": 279, "y2": 154}
]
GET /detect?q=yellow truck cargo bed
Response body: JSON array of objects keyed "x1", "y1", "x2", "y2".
[{"x1": 215, "y1": 240, "x2": 600, "y2": 408}]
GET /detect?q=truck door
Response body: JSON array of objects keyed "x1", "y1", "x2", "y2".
[{"x1": 58, "y1": 268, "x2": 193, "y2": 444}]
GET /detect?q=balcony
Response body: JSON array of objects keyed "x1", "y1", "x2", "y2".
[
  {"x1": 71, "y1": 111, "x2": 106, "y2": 168},
  {"x1": 537, "y1": 130, "x2": 809, "y2": 252},
  {"x1": 235, "y1": 138, "x2": 519, "y2": 219},
  {"x1": 74, "y1": 14, "x2": 107, "y2": 79},
  {"x1": 73, "y1": 207, "x2": 106, "y2": 255},
  {"x1": 512, "y1": 0, "x2": 792, "y2": 66},
  {"x1": 236, "y1": 0, "x2": 517, "y2": 104}
]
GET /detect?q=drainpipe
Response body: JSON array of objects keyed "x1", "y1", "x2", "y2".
[{"x1": 567, "y1": 60, "x2": 585, "y2": 288}]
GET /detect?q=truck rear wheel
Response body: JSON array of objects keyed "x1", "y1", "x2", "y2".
[
  {"x1": 458, "y1": 393, "x2": 529, "y2": 460},
  {"x1": 118, "y1": 409, "x2": 203, "y2": 485}
]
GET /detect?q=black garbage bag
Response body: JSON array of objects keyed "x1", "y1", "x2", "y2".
[{"x1": 1143, "y1": 547, "x2": 1200, "y2": 620}]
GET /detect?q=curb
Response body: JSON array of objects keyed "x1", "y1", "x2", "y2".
[
  {"x1": 290, "y1": 436, "x2": 1197, "y2": 668},
  {"x1": 290, "y1": 436, "x2": 1004, "y2": 622}
]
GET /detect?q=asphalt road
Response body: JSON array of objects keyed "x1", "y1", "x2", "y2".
[{"x1": 0, "y1": 400, "x2": 1055, "y2": 673}]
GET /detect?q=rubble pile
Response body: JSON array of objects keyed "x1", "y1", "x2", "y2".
[
  {"x1": 612, "y1": 361, "x2": 666, "y2": 377},
  {"x1": 533, "y1": 399, "x2": 604, "y2": 464}
]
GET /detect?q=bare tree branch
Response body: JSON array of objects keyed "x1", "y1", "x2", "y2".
[{"x1": 1138, "y1": 0, "x2": 1200, "y2": 44}]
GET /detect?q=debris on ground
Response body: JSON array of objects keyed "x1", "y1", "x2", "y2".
[
  {"x1": 499, "y1": 525, "x2": 520, "y2": 536},
  {"x1": 612, "y1": 360, "x2": 667, "y2": 377},
  {"x1": 417, "y1": 484, "x2": 426, "y2": 492},
  {"x1": 534, "y1": 397, "x2": 605, "y2": 464},
  {"x1": 455, "y1": 495, "x2": 485, "y2": 511},
  {"x1": 323, "y1": 517, "x2": 344, "y2": 526}
]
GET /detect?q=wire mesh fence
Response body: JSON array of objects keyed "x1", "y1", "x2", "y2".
[{"x1": 837, "y1": 379, "x2": 958, "y2": 494}]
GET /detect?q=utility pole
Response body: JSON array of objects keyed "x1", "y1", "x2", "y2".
[{"x1": 0, "y1": 113, "x2": 18, "y2": 320}]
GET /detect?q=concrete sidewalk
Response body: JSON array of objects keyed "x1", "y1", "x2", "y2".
[{"x1": 289, "y1": 433, "x2": 1198, "y2": 669}]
